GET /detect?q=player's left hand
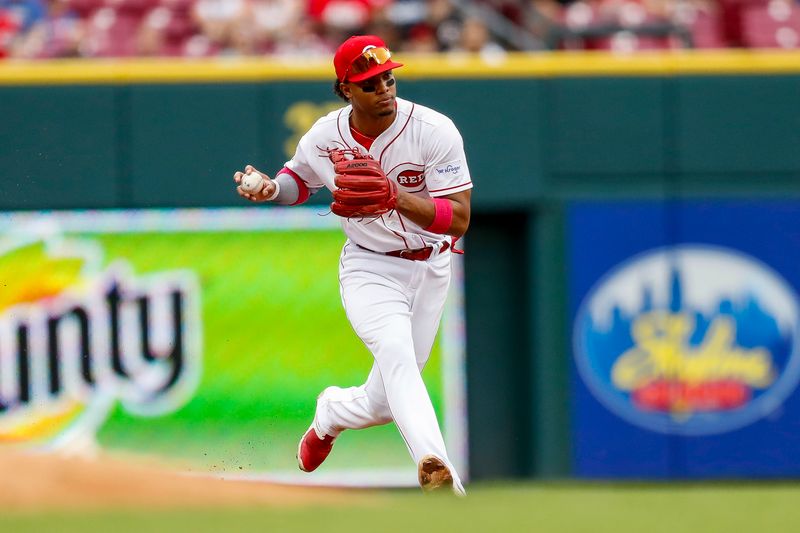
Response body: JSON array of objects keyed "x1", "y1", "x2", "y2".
[
  {"x1": 233, "y1": 165, "x2": 276, "y2": 202},
  {"x1": 331, "y1": 156, "x2": 397, "y2": 218}
]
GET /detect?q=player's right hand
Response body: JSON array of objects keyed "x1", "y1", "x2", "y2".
[{"x1": 233, "y1": 165, "x2": 277, "y2": 203}]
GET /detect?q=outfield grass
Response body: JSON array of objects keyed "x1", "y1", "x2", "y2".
[{"x1": 3, "y1": 482, "x2": 798, "y2": 533}]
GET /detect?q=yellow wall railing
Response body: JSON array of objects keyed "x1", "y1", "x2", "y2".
[{"x1": 1, "y1": 50, "x2": 800, "y2": 85}]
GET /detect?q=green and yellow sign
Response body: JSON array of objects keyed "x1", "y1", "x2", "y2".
[{"x1": 0, "y1": 208, "x2": 467, "y2": 485}]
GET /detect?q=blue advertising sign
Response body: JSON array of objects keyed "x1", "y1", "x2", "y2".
[{"x1": 570, "y1": 201, "x2": 800, "y2": 478}]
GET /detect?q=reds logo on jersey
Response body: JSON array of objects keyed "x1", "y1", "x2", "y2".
[{"x1": 388, "y1": 163, "x2": 426, "y2": 191}]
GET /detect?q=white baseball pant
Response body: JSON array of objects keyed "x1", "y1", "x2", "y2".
[{"x1": 312, "y1": 241, "x2": 464, "y2": 493}]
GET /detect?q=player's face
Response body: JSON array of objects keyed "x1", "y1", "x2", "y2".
[{"x1": 346, "y1": 71, "x2": 397, "y2": 118}]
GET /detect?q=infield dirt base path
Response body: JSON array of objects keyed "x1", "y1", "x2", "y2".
[{"x1": 0, "y1": 451, "x2": 356, "y2": 511}]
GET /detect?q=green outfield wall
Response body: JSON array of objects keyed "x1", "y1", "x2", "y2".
[{"x1": 2, "y1": 51, "x2": 800, "y2": 480}]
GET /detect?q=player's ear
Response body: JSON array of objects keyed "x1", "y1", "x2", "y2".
[{"x1": 341, "y1": 83, "x2": 352, "y2": 100}]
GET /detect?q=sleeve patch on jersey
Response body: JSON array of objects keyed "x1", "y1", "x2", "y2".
[{"x1": 433, "y1": 160, "x2": 465, "y2": 179}]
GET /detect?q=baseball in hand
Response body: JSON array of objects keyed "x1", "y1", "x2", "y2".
[{"x1": 240, "y1": 172, "x2": 265, "y2": 194}]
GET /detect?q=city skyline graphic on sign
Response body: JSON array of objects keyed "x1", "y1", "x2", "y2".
[{"x1": 574, "y1": 245, "x2": 800, "y2": 435}]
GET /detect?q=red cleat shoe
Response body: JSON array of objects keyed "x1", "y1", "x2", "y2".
[{"x1": 297, "y1": 426, "x2": 336, "y2": 473}]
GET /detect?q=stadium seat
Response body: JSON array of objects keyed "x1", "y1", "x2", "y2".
[
  {"x1": 716, "y1": 0, "x2": 769, "y2": 46},
  {"x1": 673, "y1": 2, "x2": 728, "y2": 48},
  {"x1": 65, "y1": 0, "x2": 104, "y2": 17},
  {"x1": 741, "y1": 0, "x2": 800, "y2": 48},
  {"x1": 83, "y1": 7, "x2": 142, "y2": 56},
  {"x1": 0, "y1": 11, "x2": 20, "y2": 58},
  {"x1": 561, "y1": 0, "x2": 675, "y2": 51},
  {"x1": 104, "y1": 0, "x2": 158, "y2": 17},
  {"x1": 589, "y1": 31, "x2": 672, "y2": 51}
]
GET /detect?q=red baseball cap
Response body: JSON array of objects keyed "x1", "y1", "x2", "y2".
[{"x1": 334, "y1": 35, "x2": 404, "y2": 83}]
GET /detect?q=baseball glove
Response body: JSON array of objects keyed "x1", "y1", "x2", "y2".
[{"x1": 330, "y1": 153, "x2": 397, "y2": 219}]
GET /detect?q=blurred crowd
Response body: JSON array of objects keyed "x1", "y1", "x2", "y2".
[{"x1": 0, "y1": 0, "x2": 798, "y2": 59}]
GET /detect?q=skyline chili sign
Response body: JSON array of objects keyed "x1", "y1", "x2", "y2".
[{"x1": 569, "y1": 201, "x2": 800, "y2": 478}]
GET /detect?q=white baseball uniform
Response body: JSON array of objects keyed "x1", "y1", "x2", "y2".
[{"x1": 281, "y1": 97, "x2": 472, "y2": 492}]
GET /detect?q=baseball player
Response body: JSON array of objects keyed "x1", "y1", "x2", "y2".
[{"x1": 233, "y1": 35, "x2": 472, "y2": 495}]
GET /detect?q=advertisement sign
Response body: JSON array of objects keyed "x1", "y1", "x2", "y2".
[
  {"x1": 570, "y1": 201, "x2": 800, "y2": 478},
  {"x1": 0, "y1": 208, "x2": 467, "y2": 486}
]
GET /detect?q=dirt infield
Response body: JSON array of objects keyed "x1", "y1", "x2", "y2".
[{"x1": 0, "y1": 451, "x2": 354, "y2": 511}]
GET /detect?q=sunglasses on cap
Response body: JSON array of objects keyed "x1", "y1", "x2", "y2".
[{"x1": 345, "y1": 47, "x2": 393, "y2": 81}]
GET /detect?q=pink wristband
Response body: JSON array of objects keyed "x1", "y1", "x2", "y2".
[{"x1": 425, "y1": 198, "x2": 453, "y2": 234}]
